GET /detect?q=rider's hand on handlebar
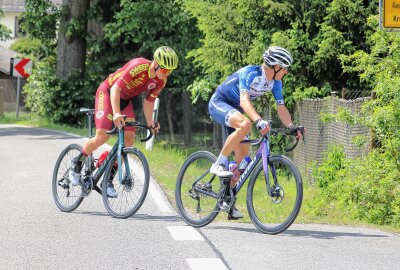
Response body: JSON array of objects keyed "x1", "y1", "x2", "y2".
[
  {"x1": 113, "y1": 113, "x2": 125, "y2": 128},
  {"x1": 288, "y1": 124, "x2": 305, "y2": 140},
  {"x1": 256, "y1": 119, "x2": 270, "y2": 135},
  {"x1": 149, "y1": 121, "x2": 160, "y2": 134}
]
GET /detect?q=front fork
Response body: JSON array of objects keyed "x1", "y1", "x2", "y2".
[
  {"x1": 117, "y1": 128, "x2": 132, "y2": 184},
  {"x1": 262, "y1": 140, "x2": 280, "y2": 197}
]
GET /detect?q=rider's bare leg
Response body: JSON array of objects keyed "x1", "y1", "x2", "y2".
[
  {"x1": 82, "y1": 129, "x2": 110, "y2": 155},
  {"x1": 220, "y1": 112, "x2": 251, "y2": 157}
]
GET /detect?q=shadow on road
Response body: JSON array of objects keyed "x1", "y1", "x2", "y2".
[
  {"x1": 0, "y1": 126, "x2": 79, "y2": 140},
  {"x1": 282, "y1": 229, "x2": 388, "y2": 239},
  {"x1": 133, "y1": 214, "x2": 181, "y2": 222},
  {"x1": 74, "y1": 211, "x2": 181, "y2": 222},
  {"x1": 209, "y1": 225, "x2": 388, "y2": 239}
]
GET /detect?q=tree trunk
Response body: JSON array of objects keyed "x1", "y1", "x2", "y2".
[
  {"x1": 182, "y1": 90, "x2": 192, "y2": 145},
  {"x1": 166, "y1": 92, "x2": 175, "y2": 142},
  {"x1": 56, "y1": 0, "x2": 90, "y2": 79},
  {"x1": 213, "y1": 122, "x2": 222, "y2": 150}
]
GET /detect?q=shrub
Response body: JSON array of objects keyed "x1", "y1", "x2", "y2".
[
  {"x1": 311, "y1": 145, "x2": 400, "y2": 228},
  {"x1": 24, "y1": 57, "x2": 99, "y2": 126}
]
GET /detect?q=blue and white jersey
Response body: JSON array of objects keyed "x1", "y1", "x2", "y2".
[{"x1": 215, "y1": 65, "x2": 284, "y2": 106}]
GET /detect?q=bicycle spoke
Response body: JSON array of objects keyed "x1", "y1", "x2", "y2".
[
  {"x1": 247, "y1": 156, "x2": 302, "y2": 234},
  {"x1": 52, "y1": 144, "x2": 85, "y2": 212},
  {"x1": 175, "y1": 151, "x2": 220, "y2": 227},
  {"x1": 102, "y1": 148, "x2": 150, "y2": 218}
]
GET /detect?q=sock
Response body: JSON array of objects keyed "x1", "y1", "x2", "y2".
[
  {"x1": 215, "y1": 154, "x2": 228, "y2": 165},
  {"x1": 81, "y1": 147, "x2": 89, "y2": 157},
  {"x1": 76, "y1": 147, "x2": 89, "y2": 162}
]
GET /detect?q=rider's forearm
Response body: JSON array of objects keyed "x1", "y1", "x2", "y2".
[
  {"x1": 110, "y1": 85, "x2": 122, "y2": 115},
  {"x1": 277, "y1": 105, "x2": 293, "y2": 127},
  {"x1": 143, "y1": 99, "x2": 155, "y2": 126},
  {"x1": 240, "y1": 93, "x2": 261, "y2": 122}
]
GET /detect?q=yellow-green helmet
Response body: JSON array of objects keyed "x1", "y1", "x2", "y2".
[{"x1": 153, "y1": 46, "x2": 178, "y2": 70}]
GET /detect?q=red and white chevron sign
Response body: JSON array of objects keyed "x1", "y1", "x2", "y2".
[{"x1": 12, "y1": 58, "x2": 32, "y2": 78}]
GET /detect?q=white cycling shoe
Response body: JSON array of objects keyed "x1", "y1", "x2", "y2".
[
  {"x1": 107, "y1": 186, "x2": 118, "y2": 198},
  {"x1": 209, "y1": 163, "x2": 233, "y2": 178},
  {"x1": 68, "y1": 170, "x2": 81, "y2": 186}
]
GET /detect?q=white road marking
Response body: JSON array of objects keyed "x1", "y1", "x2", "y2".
[
  {"x1": 148, "y1": 174, "x2": 174, "y2": 215},
  {"x1": 186, "y1": 258, "x2": 228, "y2": 270},
  {"x1": 167, "y1": 226, "x2": 204, "y2": 241}
]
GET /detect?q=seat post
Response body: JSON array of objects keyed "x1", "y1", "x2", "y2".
[
  {"x1": 221, "y1": 124, "x2": 228, "y2": 146},
  {"x1": 88, "y1": 113, "x2": 93, "y2": 138}
]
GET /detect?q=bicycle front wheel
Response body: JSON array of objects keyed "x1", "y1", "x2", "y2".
[
  {"x1": 247, "y1": 155, "x2": 303, "y2": 234},
  {"x1": 52, "y1": 144, "x2": 84, "y2": 212},
  {"x1": 175, "y1": 151, "x2": 220, "y2": 227},
  {"x1": 102, "y1": 147, "x2": 150, "y2": 218}
]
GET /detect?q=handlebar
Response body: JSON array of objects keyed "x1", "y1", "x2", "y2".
[
  {"x1": 106, "y1": 118, "x2": 154, "y2": 142},
  {"x1": 269, "y1": 126, "x2": 305, "y2": 151},
  {"x1": 240, "y1": 122, "x2": 305, "y2": 152},
  {"x1": 79, "y1": 108, "x2": 155, "y2": 142}
]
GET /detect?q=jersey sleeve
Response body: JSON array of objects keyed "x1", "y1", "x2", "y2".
[
  {"x1": 145, "y1": 80, "x2": 166, "y2": 102},
  {"x1": 238, "y1": 67, "x2": 257, "y2": 94},
  {"x1": 271, "y1": 80, "x2": 285, "y2": 105}
]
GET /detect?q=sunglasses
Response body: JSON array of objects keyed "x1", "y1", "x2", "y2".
[
  {"x1": 155, "y1": 65, "x2": 173, "y2": 76},
  {"x1": 159, "y1": 68, "x2": 173, "y2": 75}
]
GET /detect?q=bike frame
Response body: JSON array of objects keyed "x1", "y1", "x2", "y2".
[
  {"x1": 90, "y1": 129, "x2": 132, "y2": 184},
  {"x1": 231, "y1": 136, "x2": 277, "y2": 197},
  {"x1": 192, "y1": 135, "x2": 277, "y2": 200},
  {"x1": 82, "y1": 112, "x2": 133, "y2": 194}
]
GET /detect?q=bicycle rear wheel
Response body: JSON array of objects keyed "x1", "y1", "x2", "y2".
[
  {"x1": 247, "y1": 155, "x2": 303, "y2": 234},
  {"x1": 102, "y1": 147, "x2": 150, "y2": 218},
  {"x1": 52, "y1": 144, "x2": 84, "y2": 212},
  {"x1": 175, "y1": 151, "x2": 220, "y2": 227}
]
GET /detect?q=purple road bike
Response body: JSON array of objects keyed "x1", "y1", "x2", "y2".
[{"x1": 175, "y1": 123, "x2": 305, "y2": 234}]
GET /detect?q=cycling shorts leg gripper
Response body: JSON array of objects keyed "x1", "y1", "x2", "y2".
[{"x1": 209, "y1": 95, "x2": 241, "y2": 128}]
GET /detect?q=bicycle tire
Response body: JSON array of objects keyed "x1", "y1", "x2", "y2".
[
  {"x1": 247, "y1": 155, "x2": 303, "y2": 234},
  {"x1": 52, "y1": 144, "x2": 84, "y2": 212},
  {"x1": 175, "y1": 151, "x2": 220, "y2": 227},
  {"x1": 102, "y1": 147, "x2": 150, "y2": 218}
]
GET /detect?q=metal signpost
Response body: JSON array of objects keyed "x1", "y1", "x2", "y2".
[
  {"x1": 10, "y1": 58, "x2": 32, "y2": 119},
  {"x1": 379, "y1": 0, "x2": 400, "y2": 31}
]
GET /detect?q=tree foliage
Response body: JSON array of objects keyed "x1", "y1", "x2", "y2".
[
  {"x1": 0, "y1": 9, "x2": 11, "y2": 41},
  {"x1": 22, "y1": 0, "x2": 60, "y2": 58}
]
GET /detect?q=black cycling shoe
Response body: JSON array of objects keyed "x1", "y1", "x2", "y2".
[{"x1": 227, "y1": 206, "x2": 244, "y2": 220}]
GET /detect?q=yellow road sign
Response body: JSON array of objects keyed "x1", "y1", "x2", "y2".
[{"x1": 383, "y1": 0, "x2": 400, "y2": 28}]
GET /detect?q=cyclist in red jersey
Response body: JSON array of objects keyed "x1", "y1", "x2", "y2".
[{"x1": 69, "y1": 46, "x2": 178, "y2": 197}]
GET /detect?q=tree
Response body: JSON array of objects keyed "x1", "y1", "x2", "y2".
[
  {"x1": 22, "y1": 0, "x2": 59, "y2": 58},
  {"x1": 56, "y1": 0, "x2": 90, "y2": 78},
  {"x1": 0, "y1": 9, "x2": 11, "y2": 41}
]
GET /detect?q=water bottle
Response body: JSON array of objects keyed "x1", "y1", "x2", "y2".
[
  {"x1": 228, "y1": 160, "x2": 239, "y2": 182},
  {"x1": 238, "y1": 156, "x2": 252, "y2": 173},
  {"x1": 97, "y1": 151, "x2": 109, "y2": 168}
]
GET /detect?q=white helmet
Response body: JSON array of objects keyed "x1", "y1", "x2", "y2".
[{"x1": 263, "y1": 46, "x2": 293, "y2": 68}]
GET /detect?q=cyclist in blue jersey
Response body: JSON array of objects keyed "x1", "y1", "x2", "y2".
[{"x1": 208, "y1": 46, "x2": 303, "y2": 219}]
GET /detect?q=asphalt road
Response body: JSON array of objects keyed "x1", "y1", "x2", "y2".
[{"x1": 0, "y1": 124, "x2": 399, "y2": 270}]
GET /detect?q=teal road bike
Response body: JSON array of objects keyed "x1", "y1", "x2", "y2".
[{"x1": 52, "y1": 108, "x2": 153, "y2": 218}]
